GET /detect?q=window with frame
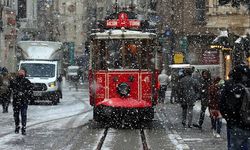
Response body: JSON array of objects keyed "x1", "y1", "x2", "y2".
[
  {"x1": 207, "y1": 0, "x2": 248, "y2": 15},
  {"x1": 93, "y1": 39, "x2": 154, "y2": 70},
  {"x1": 17, "y1": 0, "x2": 26, "y2": 19},
  {"x1": 196, "y1": 0, "x2": 206, "y2": 22}
]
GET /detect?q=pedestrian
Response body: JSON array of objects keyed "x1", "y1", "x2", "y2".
[
  {"x1": 158, "y1": 69, "x2": 169, "y2": 103},
  {"x1": 170, "y1": 71, "x2": 178, "y2": 103},
  {"x1": 208, "y1": 77, "x2": 222, "y2": 138},
  {"x1": 192, "y1": 69, "x2": 202, "y2": 83},
  {"x1": 220, "y1": 64, "x2": 250, "y2": 149},
  {"x1": 193, "y1": 69, "x2": 211, "y2": 129},
  {"x1": 10, "y1": 69, "x2": 33, "y2": 135},
  {"x1": 179, "y1": 68, "x2": 200, "y2": 128},
  {"x1": 175, "y1": 69, "x2": 186, "y2": 103},
  {"x1": 0, "y1": 67, "x2": 11, "y2": 113},
  {"x1": 57, "y1": 74, "x2": 63, "y2": 99}
]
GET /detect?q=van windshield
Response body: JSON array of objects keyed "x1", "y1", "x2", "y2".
[{"x1": 21, "y1": 63, "x2": 55, "y2": 77}]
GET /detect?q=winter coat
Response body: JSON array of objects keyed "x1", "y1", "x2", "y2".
[
  {"x1": 208, "y1": 82, "x2": 220, "y2": 110},
  {"x1": 219, "y1": 79, "x2": 250, "y2": 130},
  {"x1": 179, "y1": 75, "x2": 200, "y2": 106},
  {"x1": 10, "y1": 76, "x2": 33, "y2": 106},
  {"x1": 200, "y1": 78, "x2": 211, "y2": 106}
]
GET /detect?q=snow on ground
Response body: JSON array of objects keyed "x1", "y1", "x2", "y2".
[{"x1": 0, "y1": 80, "x2": 92, "y2": 148}]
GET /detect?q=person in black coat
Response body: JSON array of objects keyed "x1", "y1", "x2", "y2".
[
  {"x1": 220, "y1": 64, "x2": 250, "y2": 149},
  {"x1": 193, "y1": 69, "x2": 211, "y2": 129},
  {"x1": 0, "y1": 67, "x2": 11, "y2": 113},
  {"x1": 10, "y1": 69, "x2": 33, "y2": 135},
  {"x1": 179, "y1": 68, "x2": 200, "y2": 128}
]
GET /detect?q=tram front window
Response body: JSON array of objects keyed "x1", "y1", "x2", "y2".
[{"x1": 107, "y1": 40, "x2": 139, "y2": 69}]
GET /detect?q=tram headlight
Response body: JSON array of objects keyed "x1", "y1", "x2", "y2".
[{"x1": 117, "y1": 82, "x2": 131, "y2": 97}]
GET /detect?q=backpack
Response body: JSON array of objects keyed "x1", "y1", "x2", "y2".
[{"x1": 237, "y1": 83, "x2": 250, "y2": 126}]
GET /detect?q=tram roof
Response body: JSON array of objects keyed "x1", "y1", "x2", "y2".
[{"x1": 90, "y1": 29, "x2": 157, "y2": 40}]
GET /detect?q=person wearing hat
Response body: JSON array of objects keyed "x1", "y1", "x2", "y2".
[
  {"x1": 220, "y1": 64, "x2": 250, "y2": 149},
  {"x1": 9, "y1": 69, "x2": 33, "y2": 135}
]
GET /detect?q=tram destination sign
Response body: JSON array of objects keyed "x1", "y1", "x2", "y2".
[{"x1": 106, "y1": 12, "x2": 141, "y2": 28}]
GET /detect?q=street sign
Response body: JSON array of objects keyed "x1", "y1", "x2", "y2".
[{"x1": 173, "y1": 52, "x2": 184, "y2": 64}]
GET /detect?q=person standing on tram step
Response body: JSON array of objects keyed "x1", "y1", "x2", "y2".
[
  {"x1": 179, "y1": 68, "x2": 200, "y2": 128},
  {"x1": 0, "y1": 67, "x2": 11, "y2": 113},
  {"x1": 158, "y1": 69, "x2": 169, "y2": 103},
  {"x1": 10, "y1": 69, "x2": 33, "y2": 135},
  {"x1": 193, "y1": 69, "x2": 211, "y2": 129}
]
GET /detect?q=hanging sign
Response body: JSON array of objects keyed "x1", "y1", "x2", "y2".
[{"x1": 106, "y1": 12, "x2": 140, "y2": 28}]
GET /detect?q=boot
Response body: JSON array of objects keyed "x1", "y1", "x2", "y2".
[
  {"x1": 21, "y1": 127, "x2": 26, "y2": 135},
  {"x1": 193, "y1": 123, "x2": 202, "y2": 129},
  {"x1": 15, "y1": 126, "x2": 20, "y2": 134}
]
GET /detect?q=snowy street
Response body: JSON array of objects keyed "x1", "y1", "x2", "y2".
[{"x1": 0, "y1": 81, "x2": 228, "y2": 150}]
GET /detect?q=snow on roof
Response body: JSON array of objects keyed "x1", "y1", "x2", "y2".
[
  {"x1": 91, "y1": 29, "x2": 156, "y2": 39},
  {"x1": 219, "y1": 30, "x2": 228, "y2": 37},
  {"x1": 169, "y1": 64, "x2": 192, "y2": 68},
  {"x1": 235, "y1": 35, "x2": 248, "y2": 44},
  {"x1": 17, "y1": 41, "x2": 63, "y2": 59},
  {"x1": 67, "y1": 66, "x2": 80, "y2": 69}
]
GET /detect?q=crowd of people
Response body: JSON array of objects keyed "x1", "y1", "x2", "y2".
[
  {"x1": 0, "y1": 63, "x2": 249, "y2": 149},
  {"x1": 158, "y1": 64, "x2": 250, "y2": 149}
]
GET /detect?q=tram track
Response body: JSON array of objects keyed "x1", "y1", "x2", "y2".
[
  {"x1": 95, "y1": 127, "x2": 109, "y2": 150},
  {"x1": 95, "y1": 127, "x2": 150, "y2": 150},
  {"x1": 140, "y1": 128, "x2": 150, "y2": 150}
]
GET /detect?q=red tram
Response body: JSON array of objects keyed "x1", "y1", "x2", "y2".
[{"x1": 88, "y1": 11, "x2": 161, "y2": 122}]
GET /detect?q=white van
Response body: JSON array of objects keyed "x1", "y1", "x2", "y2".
[{"x1": 66, "y1": 66, "x2": 80, "y2": 80}]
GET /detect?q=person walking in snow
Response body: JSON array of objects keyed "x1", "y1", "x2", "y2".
[
  {"x1": 0, "y1": 67, "x2": 11, "y2": 113},
  {"x1": 10, "y1": 69, "x2": 33, "y2": 135},
  {"x1": 208, "y1": 77, "x2": 223, "y2": 138},
  {"x1": 220, "y1": 64, "x2": 250, "y2": 149},
  {"x1": 158, "y1": 69, "x2": 169, "y2": 103},
  {"x1": 193, "y1": 69, "x2": 211, "y2": 129},
  {"x1": 179, "y1": 68, "x2": 200, "y2": 128}
]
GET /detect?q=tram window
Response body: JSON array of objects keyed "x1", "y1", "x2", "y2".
[
  {"x1": 124, "y1": 42, "x2": 139, "y2": 69},
  {"x1": 107, "y1": 40, "x2": 123, "y2": 69},
  {"x1": 141, "y1": 40, "x2": 154, "y2": 70},
  {"x1": 107, "y1": 40, "x2": 139, "y2": 69},
  {"x1": 96, "y1": 40, "x2": 107, "y2": 70}
]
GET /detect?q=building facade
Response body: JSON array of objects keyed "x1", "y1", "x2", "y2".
[
  {"x1": 0, "y1": 0, "x2": 17, "y2": 72},
  {"x1": 207, "y1": 0, "x2": 250, "y2": 35},
  {"x1": 157, "y1": 0, "x2": 250, "y2": 63}
]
